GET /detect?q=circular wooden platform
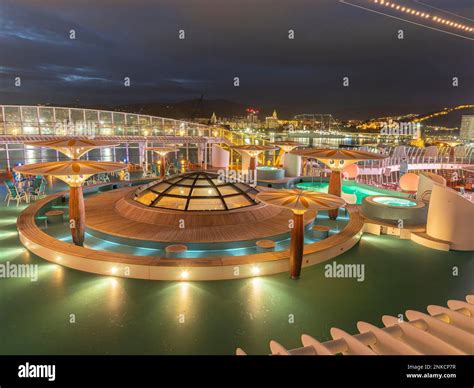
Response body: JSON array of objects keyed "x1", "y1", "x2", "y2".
[
  {"x1": 16, "y1": 187, "x2": 365, "y2": 281},
  {"x1": 84, "y1": 187, "x2": 316, "y2": 245}
]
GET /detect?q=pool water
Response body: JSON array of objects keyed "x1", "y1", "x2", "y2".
[
  {"x1": 373, "y1": 197, "x2": 417, "y2": 207},
  {"x1": 257, "y1": 166, "x2": 278, "y2": 170},
  {"x1": 296, "y1": 181, "x2": 402, "y2": 204}
]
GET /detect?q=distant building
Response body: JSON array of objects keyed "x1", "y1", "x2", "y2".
[
  {"x1": 210, "y1": 112, "x2": 217, "y2": 125},
  {"x1": 460, "y1": 115, "x2": 474, "y2": 141},
  {"x1": 265, "y1": 110, "x2": 279, "y2": 129},
  {"x1": 246, "y1": 113, "x2": 259, "y2": 124}
]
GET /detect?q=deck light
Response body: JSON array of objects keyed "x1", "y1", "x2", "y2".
[{"x1": 251, "y1": 266, "x2": 261, "y2": 276}]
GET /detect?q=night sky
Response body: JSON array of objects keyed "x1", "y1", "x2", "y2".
[{"x1": 0, "y1": 0, "x2": 473, "y2": 119}]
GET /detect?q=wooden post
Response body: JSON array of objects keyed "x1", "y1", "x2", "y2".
[
  {"x1": 249, "y1": 155, "x2": 257, "y2": 184},
  {"x1": 289, "y1": 212, "x2": 305, "y2": 279},
  {"x1": 249, "y1": 155, "x2": 257, "y2": 171},
  {"x1": 328, "y1": 170, "x2": 342, "y2": 220},
  {"x1": 160, "y1": 154, "x2": 166, "y2": 177},
  {"x1": 69, "y1": 186, "x2": 85, "y2": 246}
]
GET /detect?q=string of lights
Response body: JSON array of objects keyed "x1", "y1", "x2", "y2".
[
  {"x1": 413, "y1": 0, "x2": 474, "y2": 22},
  {"x1": 371, "y1": 0, "x2": 474, "y2": 32}
]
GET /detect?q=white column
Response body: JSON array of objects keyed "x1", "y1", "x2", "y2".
[
  {"x1": 197, "y1": 144, "x2": 204, "y2": 166},
  {"x1": 138, "y1": 142, "x2": 145, "y2": 168},
  {"x1": 5, "y1": 143, "x2": 11, "y2": 170},
  {"x1": 211, "y1": 145, "x2": 229, "y2": 169},
  {"x1": 284, "y1": 153, "x2": 301, "y2": 177},
  {"x1": 37, "y1": 106, "x2": 41, "y2": 135},
  {"x1": 144, "y1": 140, "x2": 148, "y2": 171}
]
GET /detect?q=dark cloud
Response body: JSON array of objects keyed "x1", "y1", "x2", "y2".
[{"x1": 0, "y1": 0, "x2": 472, "y2": 118}]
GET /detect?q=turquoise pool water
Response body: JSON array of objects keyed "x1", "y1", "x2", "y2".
[
  {"x1": 39, "y1": 207, "x2": 349, "y2": 258},
  {"x1": 373, "y1": 197, "x2": 417, "y2": 207},
  {"x1": 296, "y1": 181, "x2": 401, "y2": 204},
  {"x1": 257, "y1": 166, "x2": 278, "y2": 170}
]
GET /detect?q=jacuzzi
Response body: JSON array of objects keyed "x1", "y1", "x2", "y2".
[
  {"x1": 361, "y1": 195, "x2": 427, "y2": 225},
  {"x1": 256, "y1": 166, "x2": 285, "y2": 180}
]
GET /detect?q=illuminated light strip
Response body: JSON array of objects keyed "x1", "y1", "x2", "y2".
[
  {"x1": 338, "y1": 1, "x2": 474, "y2": 41},
  {"x1": 371, "y1": 0, "x2": 473, "y2": 32},
  {"x1": 413, "y1": 0, "x2": 474, "y2": 22}
]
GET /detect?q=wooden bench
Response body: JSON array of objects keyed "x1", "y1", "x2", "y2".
[
  {"x1": 45, "y1": 210, "x2": 64, "y2": 224},
  {"x1": 256, "y1": 239, "x2": 276, "y2": 251},
  {"x1": 313, "y1": 225, "x2": 331, "y2": 239},
  {"x1": 165, "y1": 244, "x2": 188, "y2": 258}
]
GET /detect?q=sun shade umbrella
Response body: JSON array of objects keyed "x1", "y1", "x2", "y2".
[
  {"x1": 273, "y1": 141, "x2": 304, "y2": 153},
  {"x1": 273, "y1": 141, "x2": 304, "y2": 167},
  {"x1": 291, "y1": 148, "x2": 386, "y2": 219},
  {"x1": 25, "y1": 138, "x2": 120, "y2": 160},
  {"x1": 231, "y1": 144, "x2": 277, "y2": 174},
  {"x1": 145, "y1": 147, "x2": 178, "y2": 177},
  {"x1": 256, "y1": 189, "x2": 345, "y2": 279},
  {"x1": 14, "y1": 160, "x2": 127, "y2": 246}
]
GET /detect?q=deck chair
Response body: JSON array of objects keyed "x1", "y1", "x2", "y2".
[
  {"x1": 30, "y1": 179, "x2": 47, "y2": 200},
  {"x1": 5, "y1": 180, "x2": 28, "y2": 206}
]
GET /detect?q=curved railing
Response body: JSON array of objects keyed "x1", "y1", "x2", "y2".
[
  {"x1": 0, "y1": 105, "x2": 274, "y2": 165},
  {"x1": 0, "y1": 104, "x2": 214, "y2": 137}
]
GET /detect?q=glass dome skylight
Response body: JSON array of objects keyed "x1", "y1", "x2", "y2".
[{"x1": 134, "y1": 172, "x2": 259, "y2": 211}]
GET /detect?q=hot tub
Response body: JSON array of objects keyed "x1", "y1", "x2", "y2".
[
  {"x1": 372, "y1": 197, "x2": 417, "y2": 207},
  {"x1": 257, "y1": 166, "x2": 285, "y2": 180},
  {"x1": 362, "y1": 195, "x2": 427, "y2": 225}
]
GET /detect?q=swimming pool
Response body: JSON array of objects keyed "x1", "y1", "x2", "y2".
[{"x1": 296, "y1": 181, "x2": 403, "y2": 204}]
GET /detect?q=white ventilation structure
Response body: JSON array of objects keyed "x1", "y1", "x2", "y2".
[{"x1": 237, "y1": 295, "x2": 474, "y2": 355}]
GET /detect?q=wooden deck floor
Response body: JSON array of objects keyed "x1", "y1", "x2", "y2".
[{"x1": 85, "y1": 187, "x2": 316, "y2": 244}]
